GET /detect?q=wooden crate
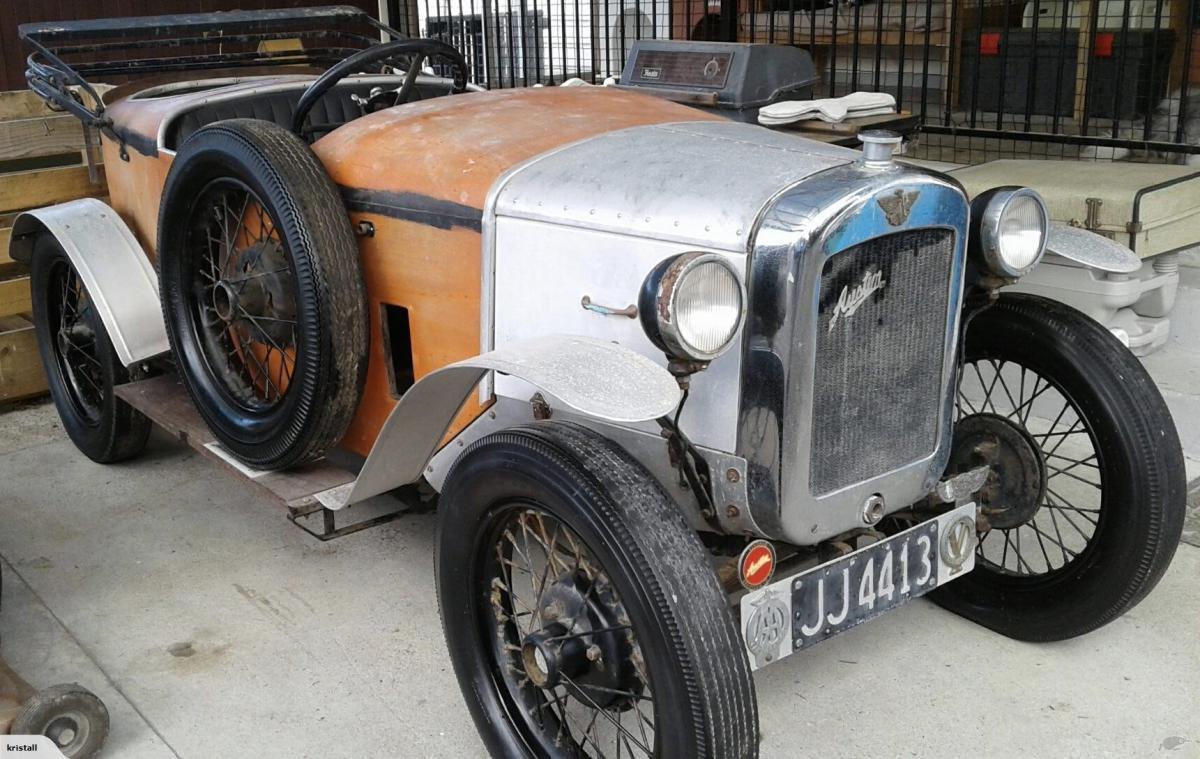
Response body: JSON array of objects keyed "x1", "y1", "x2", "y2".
[{"x1": 0, "y1": 89, "x2": 109, "y2": 404}]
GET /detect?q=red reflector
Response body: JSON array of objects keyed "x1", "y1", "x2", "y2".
[
  {"x1": 739, "y1": 540, "x2": 777, "y2": 590},
  {"x1": 1095, "y1": 32, "x2": 1115, "y2": 58},
  {"x1": 980, "y1": 32, "x2": 1002, "y2": 56}
]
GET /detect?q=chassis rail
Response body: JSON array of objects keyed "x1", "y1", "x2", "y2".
[{"x1": 19, "y1": 5, "x2": 404, "y2": 134}]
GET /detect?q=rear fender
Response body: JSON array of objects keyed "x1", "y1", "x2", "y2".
[
  {"x1": 312, "y1": 335, "x2": 682, "y2": 509},
  {"x1": 9, "y1": 198, "x2": 168, "y2": 365}
]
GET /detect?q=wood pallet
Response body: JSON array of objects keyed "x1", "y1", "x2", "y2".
[{"x1": 0, "y1": 88, "x2": 109, "y2": 404}]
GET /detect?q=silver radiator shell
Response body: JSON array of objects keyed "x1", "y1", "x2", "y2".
[{"x1": 739, "y1": 163, "x2": 969, "y2": 546}]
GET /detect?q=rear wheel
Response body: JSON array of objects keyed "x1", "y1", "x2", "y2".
[
  {"x1": 437, "y1": 422, "x2": 758, "y2": 758},
  {"x1": 158, "y1": 119, "x2": 367, "y2": 470},
  {"x1": 30, "y1": 236, "x2": 149, "y2": 463},
  {"x1": 933, "y1": 294, "x2": 1186, "y2": 641}
]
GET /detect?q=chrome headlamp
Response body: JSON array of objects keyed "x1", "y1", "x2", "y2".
[
  {"x1": 970, "y1": 186, "x2": 1050, "y2": 279},
  {"x1": 639, "y1": 252, "x2": 746, "y2": 363}
]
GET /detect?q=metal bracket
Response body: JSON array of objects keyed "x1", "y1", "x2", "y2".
[
  {"x1": 286, "y1": 502, "x2": 407, "y2": 541},
  {"x1": 935, "y1": 465, "x2": 990, "y2": 504},
  {"x1": 1084, "y1": 197, "x2": 1103, "y2": 231},
  {"x1": 286, "y1": 485, "x2": 431, "y2": 541}
]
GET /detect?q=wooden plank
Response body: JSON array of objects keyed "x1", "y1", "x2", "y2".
[
  {"x1": 0, "y1": 91, "x2": 55, "y2": 121},
  {"x1": 0, "y1": 164, "x2": 106, "y2": 215},
  {"x1": 1072, "y1": 0, "x2": 1095, "y2": 123},
  {"x1": 0, "y1": 276, "x2": 29, "y2": 318},
  {"x1": 1193, "y1": 32, "x2": 1200, "y2": 86},
  {"x1": 0, "y1": 225, "x2": 10, "y2": 266},
  {"x1": 115, "y1": 374, "x2": 357, "y2": 509},
  {"x1": 779, "y1": 111, "x2": 917, "y2": 136},
  {"x1": 0, "y1": 86, "x2": 114, "y2": 121},
  {"x1": 0, "y1": 315, "x2": 47, "y2": 403},
  {"x1": 0, "y1": 114, "x2": 86, "y2": 162},
  {"x1": 738, "y1": 28, "x2": 948, "y2": 47}
]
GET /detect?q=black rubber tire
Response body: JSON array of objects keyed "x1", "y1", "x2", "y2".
[
  {"x1": 12, "y1": 683, "x2": 110, "y2": 759},
  {"x1": 158, "y1": 118, "x2": 367, "y2": 470},
  {"x1": 932, "y1": 293, "x2": 1186, "y2": 641},
  {"x1": 30, "y1": 236, "x2": 150, "y2": 464},
  {"x1": 437, "y1": 421, "x2": 759, "y2": 758}
]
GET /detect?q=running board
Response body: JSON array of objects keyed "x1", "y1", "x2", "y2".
[{"x1": 114, "y1": 373, "x2": 413, "y2": 540}]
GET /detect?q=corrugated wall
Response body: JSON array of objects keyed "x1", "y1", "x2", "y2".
[{"x1": 0, "y1": 1, "x2": 380, "y2": 92}]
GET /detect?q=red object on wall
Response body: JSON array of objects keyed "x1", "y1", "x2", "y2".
[
  {"x1": 0, "y1": 0, "x2": 379, "y2": 92},
  {"x1": 1094, "y1": 32, "x2": 1116, "y2": 58},
  {"x1": 979, "y1": 32, "x2": 1003, "y2": 56}
]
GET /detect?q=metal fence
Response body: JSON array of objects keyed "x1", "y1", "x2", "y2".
[{"x1": 389, "y1": 0, "x2": 1198, "y2": 164}]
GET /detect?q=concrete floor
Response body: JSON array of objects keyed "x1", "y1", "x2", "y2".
[
  {"x1": 0, "y1": 398, "x2": 1197, "y2": 759},
  {"x1": 3, "y1": 260, "x2": 1200, "y2": 758}
]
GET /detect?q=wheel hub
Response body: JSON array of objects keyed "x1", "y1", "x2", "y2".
[
  {"x1": 520, "y1": 624, "x2": 581, "y2": 689},
  {"x1": 522, "y1": 571, "x2": 640, "y2": 709},
  {"x1": 211, "y1": 280, "x2": 239, "y2": 322},
  {"x1": 210, "y1": 240, "x2": 295, "y2": 344},
  {"x1": 950, "y1": 413, "x2": 1046, "y2": 529}
]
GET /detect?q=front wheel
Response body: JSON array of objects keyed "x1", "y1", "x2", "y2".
[
  {"x1": 437, "y1": 422, "x2": 758, "y2": 758},
  {"x1": 933, "y1": 294, "x2": 1186, "y2": 641}
]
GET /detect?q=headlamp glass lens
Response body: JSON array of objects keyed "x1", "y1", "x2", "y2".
[
  {"x1": 674, "y1": 260, "x2": 743, "y2": 358},
  {"x1": 997, "y1": 194, "x2": 1046, "y2": 273}
]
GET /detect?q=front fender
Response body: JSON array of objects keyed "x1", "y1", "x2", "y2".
[
  {"x1": 314, "y1": 335, "x2": 682, "y2": 509},
  {"x1": 1044, "y1": 223, "x2": 1141, "y2": 273},
  {"x1": 9, "y1": 198, "x2": 168, "y2": 365}
]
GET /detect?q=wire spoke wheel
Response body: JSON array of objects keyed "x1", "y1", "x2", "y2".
[
  {"x1": 31, "y1": 237, "x2": 150, "y2": 464},
  {"x1": 439, "y1": 423, "x2": 758, "y2": 758},
  {"x1": 158, "y1": 119, "x2": 367, "y2": 470},
  {"x1": 955, "y1": 357, "x2": 1103, "y2": 580},
  {"x1": 483, "y1": 504, "x2": 657, "y2": 758},
  {"x1": 185, "y1": 178, "x2": 298, "y2": 413},
  {"x1": 933, "y1": 294, "x2": 1185, "y2": 642},
  {"x1": 47, "y1": 260, "x2": 105, "y2": 424}
]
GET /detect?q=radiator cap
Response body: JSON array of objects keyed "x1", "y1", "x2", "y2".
[{"x1": 859, "y1": 130, "x2": 902, "y2": 167}]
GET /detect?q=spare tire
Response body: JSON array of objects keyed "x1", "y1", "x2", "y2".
[{"x1": 158, "y1": 119, "x2": 367, "y2": 470}]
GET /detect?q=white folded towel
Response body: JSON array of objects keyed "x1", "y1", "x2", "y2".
[{"x1": 758, "y1": 91, "x2": 897, "y2": 126}]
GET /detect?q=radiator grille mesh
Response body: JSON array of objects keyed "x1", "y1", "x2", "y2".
[{"x1": 809, "y1": 229, "x2": 955, "y2": 496}]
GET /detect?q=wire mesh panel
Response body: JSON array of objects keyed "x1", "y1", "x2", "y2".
[
  {"x1": 417, "y1": 0, "x2": 673, "y2": 84},
  {"x1": 405, "y1": 0, "x2": 1197, "y2": 164}
]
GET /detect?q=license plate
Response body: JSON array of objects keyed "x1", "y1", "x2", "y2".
[{"x1": 739, "y1": 502, "x2": 977, "y2": 670}]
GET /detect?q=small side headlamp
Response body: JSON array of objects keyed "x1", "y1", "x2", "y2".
[{"x1": 970, "y1": 186, "x2": 1049, "y2": 279}]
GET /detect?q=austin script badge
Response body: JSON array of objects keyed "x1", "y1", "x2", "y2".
[{"x1": 828, "y1": 269, "x2": 886, "y2": 332}]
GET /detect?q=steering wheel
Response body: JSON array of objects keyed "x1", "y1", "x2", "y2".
[{"x1": 291, "y1": 39, "x2": 469, "y2": 136}]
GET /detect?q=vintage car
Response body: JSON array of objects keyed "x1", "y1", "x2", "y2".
[{"x1": 10, "y1": 7, "x2": 1186, "y2": 758}]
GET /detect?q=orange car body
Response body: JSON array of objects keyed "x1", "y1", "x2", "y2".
[{"x1": 100, "y1": 84, "x2": 720, "y2": 456}]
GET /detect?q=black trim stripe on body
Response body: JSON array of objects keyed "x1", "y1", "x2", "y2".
[
  {"x1": 111, "y1": 125, "x2": 159, "y2": 158},
  {"x1": 340, "y1": 187, "x2": 483, "y2": 232}
]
